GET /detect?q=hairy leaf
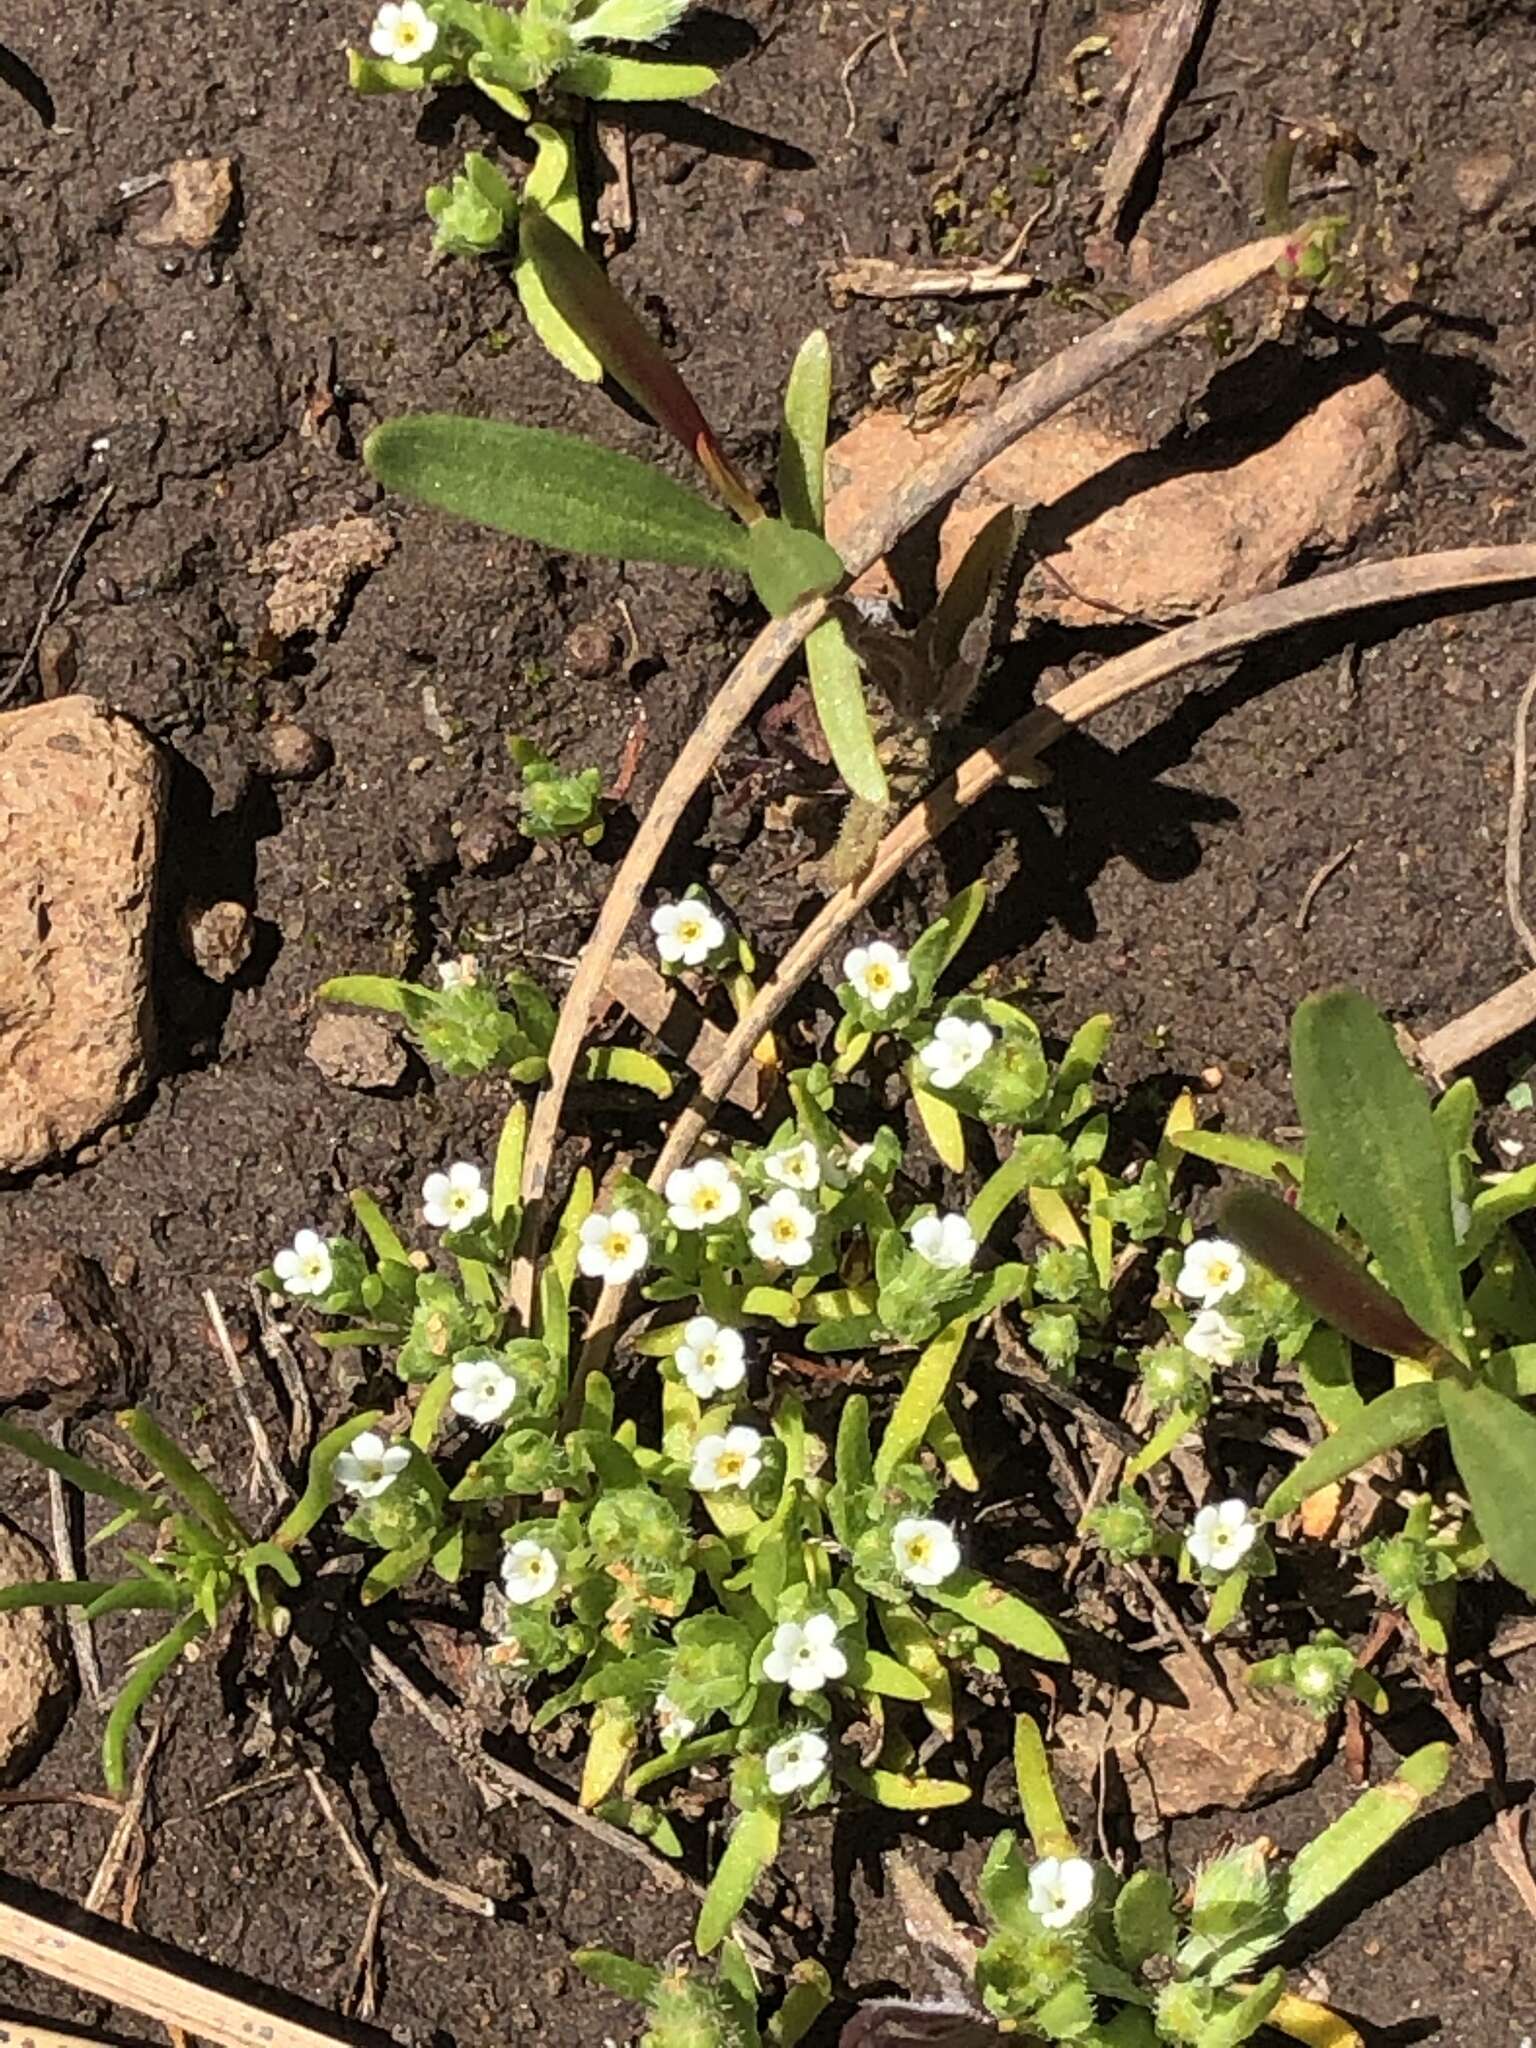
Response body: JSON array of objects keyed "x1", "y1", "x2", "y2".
[
  {"x1": 1440, "y1": 1377, "x2": 1536, "y2": 1596},
  {"x1": 572, "y1": 1949, "x2": 662, "y2": 2004},
  {"x1": 1220, "y1": 1185, "x2": 1438, "y2": 1362},
  {"x1": 875, "y1": 1321, "x2": 968, "y2": 1480},
  {"x1": 806, "y1": 615, "x2": 886, "y2": 801},
  {"x1": 516, "y1": 124, "x2": 602, "y2": 383},
  {"x1": 746, "y1": 517, "x2": 845, "y2": 617},
  {"x1": 1263, "y1": 1382, "x2": 1443, "y2": 1522},
  {"x1": 1275, "y1": 1742, "x2": 1450, "y2": 1950},
  {"x1": 1171, "y1": 1128, "x2": 1304, "y2": 1183},
  {"x1": 926, "y1": 1569, "x2": 1066, "y2": 1661},
  {"x1": 558, "y1": 53, "x2": 717, "y2": 97},
  {"x1": 778, "y1": 329, "x2": 831, "y2": 532},
  {"x1": 695, "y1": 1804, "x2": 780, "y2": 1953}
]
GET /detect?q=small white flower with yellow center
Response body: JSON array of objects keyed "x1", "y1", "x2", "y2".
[
  {"x1": 450, "y1": 1355, "x2": 517, "y2": 1426},
  {"x1": 654, "y1": 1694, "x2": 697, "y2": 1745},
  {"x1": 892, "y1": 1516, "x2": 961, "y2": 1587},
  {"x1": 664, "y1": 1158, "x2": 742, "y2": 1232},
  {"x1": 422, "y1": 1160, "x2": 490, "y2": 1232},
  {"x1": 335, "y1": 1431, "x2": 410, "y2": 1500},
  {"x1": 765, "y1": 1728, "x2": 828, "y2": 1797},
  {"x1": 274, "y1": 1228, "x2": 333, "y2": 1298},
  {"x1": 437, "y1": 954, "x2": 479, "y2": 991},
  {"x1": 690, "y1": 1425, "x2": 763, "y2": 1493},
  {"x1": 651, "y1": 897, "x2": 725, "y2": 968},
  {"x1": 369, "y1": 0, "x2": 438, "y2": 62},
  {"x1": 577, "y1": 1207, "x2": 649, "y2": 1286},
  {"x1": 1187, "y1": 1499, "x2": 1257, "y2": 1575},
  {"x1": 918, "y1": 1014, "x2": 993, "y2": 1091},
  {"x1": 1184, "y1": 1307, "x2": 1244, "y2": 1366},
  {"x1": 675, "y1": 1317, "x2": 747, "y2": 1399},
  {"x1": 764, "y1": 1139, "x2": 821, "y2": 1192},
  {"x1": 501, "y1": 1538, "x2": 560, "y2": 1605},
  {"x1": 1176, "y1": 1237, "x2": 1247, "y2": 1307},
  {"x1": 763, "y1": 1613, "x2": 847, "y2": 1692},
  {"x1": 748, "y1": 1190, "x2": 818, "y2": 1268},
  {"x1": 909, "y1": 1211, "x2": 976, "y2": 1272},
  {"x1": 843, "y1": 940, "x2": 913, "y2": 1013},
  {"x1": 1028, "y1": 1856, "x2": 1095, "y2": 1930}
]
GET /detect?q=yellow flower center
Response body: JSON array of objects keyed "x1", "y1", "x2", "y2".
[
  {"x1": 1207, "y1": 1260, "x2": 1231, "y2": 1288},
  {"x1": 907, "y1": 1534, "x2": 932, "y2": 1565},
  {"x1": 677, "y1": 917, "x2": 705, "y2": 946},
  {"x1": 693, "y1": 1187, "x2": 723, "y2": 1215},
  {"x1": 771, "y1": 1217, "x2": 799, "y2": 1243},
  {"x1": 605, "y1": 1230, "x2": 633, "y2": 1260},
  {"x1": 867, "y1": 963, "x2": 893, "y2": 992},
  {"x1": 398, "y1": 22, "x2": 423, "y2": 50},
  {"x1": 717, "y1": 1451, "x2": 745, "y2": 1481}
]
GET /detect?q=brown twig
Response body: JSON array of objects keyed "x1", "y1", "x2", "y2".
[
  {"x1": 0, "y1": 2024, "x2": 156, "y2": 2048},
  {"x1": 839, "y1": 26, "x2": 885, "y2": 138},
  {"x1": 506, "y1": 231, "x2": 1295, "y2": 1320},
  {"x1": 46, "y1": 1419, "x2": 103, "y2": 1710},
  {"x1": 203, "y1": 1290, "x2": 289, "y2": 1508},
  {"x1": 569, "y1": 544, "x2": 1536, "y2": 1381},
  {"x1": 0, "y1": 485, "x2": 114, "y2": 708},
  {"x1": 248, "y1": 1281, "x2": 316, "y2": 1467},
  {"x1": 1505, "y1": 664, "x2": 1536, "y2": 966},
  {"x1": 1294, "y1": 842, "x2": 1357, "y2": 933},
  {"x1": 1096, "y1": 0, "x2": 1218, "y2": 237},
  {"x1": 828, "y1": 255, "x2": 1037, "y2": 300},
  {"x1": 1416, "y1": 969, "x2": 1536, "y2": 1083},
  {"x1": 303, "y1": 1770, "x2": 385, "y2": 2022},
  {"x1": 85, "y1": 1720, "x2": 164, "y2": 1919},
  {"x1": 384, "y1": 1847, "x2": 496, "y2": 1918},
  {"x1": 600, "y1": 950, "x2": 770, "y2": 1114}
]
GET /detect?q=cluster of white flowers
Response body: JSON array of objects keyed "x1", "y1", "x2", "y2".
[
  {"x1": 1027, "y1": 1855, "x2": 1096, "y2": 1929},
  {"x1": 651, "y1": 898, "x2": 726, "y2": 968},
  {"x1": 422, "y1": 1160, "x2": 490, "y2": 1232},
  {"x1": 1187, "y1": 1499, "x2": 1257, "y2": 1575},
  {"x1": 918, "y1": 1014, "x2": 993, "y2": 1092},
  {"x1": 370, "y1": 0, "x2": 437, "y2": 62}
]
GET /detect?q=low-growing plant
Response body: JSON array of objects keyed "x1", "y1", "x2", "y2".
[
  {"x1": 510, "y1": 734, "x2": 605, "y2": 843},
  {"x1": 0, "y1": 1407, "x2": 380, "y2": 1792},
  {"x1": 575, "y1": 1942, "x2": 829, "y2": 2048}
]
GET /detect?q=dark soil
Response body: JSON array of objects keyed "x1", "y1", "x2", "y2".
[{"x1": 4, "y1": 0, "x2": 1536, "y2": 2041}]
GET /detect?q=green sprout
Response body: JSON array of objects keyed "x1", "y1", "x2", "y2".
[{"x1": 510, "y1": 735, "x2": 604, "y2": 843}]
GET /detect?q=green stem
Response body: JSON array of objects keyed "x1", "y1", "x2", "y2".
[
  {"x1": 118, "y1": 1409, "x2": 251, "y2": 1549},
  {"x1": 0, "y1": 1418, "x2": 163, "y2": 1521},
  {"x1": 103, "y1": 1609, "x2": 207, "y2": 1794}
]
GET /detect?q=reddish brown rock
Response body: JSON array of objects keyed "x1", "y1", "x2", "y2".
[
  {"x1": 0, "y1": 696, "x2": 166, "y2": 1172},
  {"x1": 307, "y1": 1012, "x2": 407, "y2": 1092},
  {"x1": 134, "y1": 157, "x2": 237, "y2": 251},
  {"x1": 179, "y1": 899, "x2": 254, "y2": 983},
  {"x1": 0, "y1": 1248, "x2": 134, "y2": 1414},
  {"x1": 250, "y1": 515, "x2": 394, "y2": 639},
  {"x1": 0, "y1": 1519, "x2": 71, "y2": 1784}
]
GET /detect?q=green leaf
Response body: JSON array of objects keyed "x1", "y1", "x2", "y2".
[
  {"x1": 493, "y1": 1100, "x2": 527, "y2": 1227},
  {"x1": 1170, "y1": 1129, "x2": 1304, "y2": 1183},
  {"x1": 1440, "y1": 1378, "x2": 1536, "y2": 1597},
  {"x1": 0, "y1": 1419, "x2": 163, "y2": 1521},
  {"x1": 918, "y1": 504, "x2": 1016, "y2": 683},
  {"x1": 1291, "y1": 990, "x2": 1468, "y2": 1362},
  {"x1": 912, "y1": 1082, "x2": 967, "y2": 1172},
  {"x1": 347, "y1": 50, "x2": 432, "y2": 94},
  {"x1": 557, "y1": 53, "x2": 718, "y2": 98},
  {"x1": 925, "y1": 1403, "x2": 978, "y2": 1492},
  {"x1": 1204, "y1": 1566, "x2": 1249, "y2": 1637},
  {"x1": 1220, "y1": 1186, "x2": 1438, "y2": 1363},
  {"x1": 274, "y1": 1411, "x2": 385, "y2": 1549},
  {"x1": 1199, "y1": 1969, "x2": 1285, "y2": 2047},
  {"x1": 572, "y1": 1949, "x2": 661, "y2": 2004},
  {"x1": 969, "y1": 1137, "x2": 1070, "y2": 1245},
  {"x1": 806, "y1": 616, "x2": 886, "y2": 803},
  {"x1": 746, "y1": 518, "x2": 845, "y2": 617},
  {"x1": 0, "y1": 1579, "x2": 117, "y2": 1615},
  {"x1": 767, "y1": 1961, "x2": 832, "y2": 2048},
  {"x1": 1465, "y1": 1161, "x2": 1536, "y2": 1260},
  {"x1": 366, "y1": 415, "x2": 751, "y2": 575},
  {"x1": 516, "y1": 124, "x2": 602, "y2": 384},
  {"x1": 1013, "y1": 1713, "x2": 1073, "y2": 1859},
  {"x1": 875, "y1": 1321, "x2": 968, "y2": 1480},
  {"x1": 104, "y1": 1611, "x2": 206, "y2": 1795},
  {"x1": 778, "y1": 329, "x2": 831, "y2": 532},
  {"x1": 1276, "y1": 1742, "x2": 1450, "y2": 1951},
  {"x1": 1296, "y1": 1325, "x2": 1365, "y2": 1429},
  {"x1": 319, "y1": 973, "x2": 413, "y2": 1015},
  {"x1": 1262, "y1": 1382, "x2": 1443, "y2": 1522},
  {"x1": 843, "y1": 1766, "x2": 969, "y2": 1809},
  {"x1": 585, "y1": 1045, "x2": 673, "y2": 1097},
  {"x1": 909, "y1": 883, "x2": 985, "y2": 1003},
  {"x1": 926, "y1": 1569, "x2": 1066, "y2": 1661},
  {"x1": 351, "y1": 1188, "x2": 411, "y2": 1268},
  {"x1": 1115, "y1": 1870, "x2": 1179, "y2": 1971},
  {"x1": 859, "y1": 1650, "x2": 931, "y2": 1702},
  {"x1": 570, "y1": 0, "x2": 693, "y2": 37},
  {"x1": 695, "y1": 1804, "x2": 781, "y2": 1953},
  {"x1": 119, "y1": 1410, "x2": 248, "y2": 1549}
]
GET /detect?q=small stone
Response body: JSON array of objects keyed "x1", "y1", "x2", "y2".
[
  {"x1": 259, "y1": 721, "x2": 332, "y2": 782},
  {"x1": 306, "y1": 1013, "x2": 407, "y2": 1092},
  {"x1": 250, "y1": 515, "x2": 394, "y2": 640},
  {"x1": 0, "y1": 1249, "x2": 135, "y2": 1414},
  {"x1": 1453, "y1": 149, "x2": 1516, "y2": 219},
  {"x1": 458, "y1": 815, "x2": 515, "y2": 872},
  {"x1": 0, "y1": 696, "x2": 166, "y2": 1173},
  {"x1": 178, "y1": 899, "x2": 254, "y2": 982},
  {"x1": 134, "y1": 157, "x2": 237, "y2": 251},
  {"x1": 563, "y1": 621, "x2": 620, "y2": 680},
  {"x1": 0, "y1": 1518, "x2": 71, "y2": 1784},
  {"x1": 37, "y1": 623, "x2": 77, "y2": 699}
]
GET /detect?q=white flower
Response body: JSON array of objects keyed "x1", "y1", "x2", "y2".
[
  {"x1": 335, "y1": 1431, "x2": 410, "y2": 1500},
  {"x1": 917, "y1": 1014, "x2": 993, "y2": 1091},
  {"x1": 892, "y1": 1516, "x2": 961, "y2": 1587},
  {"x1": 763, "y1": 1613, "x2": 848, "y2": 1692},
  {"x1": 675, "y1": 1317, "x2": 747, "y2": 1399},
  {"x1": 690, "y1": 1425, "x2": 763, "y2": 1492},
  {"x1": 664, "y1": 1158, "x2": 742, "y2": 1232},
  {"x1": 1187, "y1": 1499, "x2": 1257, "y2": 1575},
  {"x1": 437, "y1": 954, "x2": 479, "y2": 991},
  {"x1": 909, "y1": 1211, "x2": 976, "y2": 1272},
  {"x1": 449, "y1": 1355, "x2": 517, "y2": 1426},
  {"x1": 651, "y1": 898, "x2": 726, "y2": 968},
  {"x1": 577, "y1": 1207, "x2": 650, "y2": 1286},
  {"x1": 764, "y1": 1139, "x2": 821, "y2": 1192},
  {"x1": 422, "y1": 1160, "x2": 490, "y2": 1232},
  {"x1": 843, "y1": 939, "x2": 913, "y2": 1013},
  {"x1": 274, "y1": 1228, "x2": 333, "y2": 1298},
  {"x1": 1184, "y1": 1308, "x2": 1244, "y2": 1367},
  {"x1": 765, "y1": 1728, "x2": 829, "y2": 1797},
  {"x1": 846, "y1": 1141, "x2": 875, "y2": 1177},
  {"x1": 748, "y1": 1189, "x2": 818, "y2": 1268},
  {"x1": 1176, "y1": 1237, "x2": 1247, "y2": 1306},
  {"x1": 1028, "y1": 1856, "x2": 1096, "y2": 1930},
  {"x1": 501, "y1": 1538, "x2": 560, "y2": 1605},
  {"x1": 369, "y1": 0, "x2": 438, "y2": 61},
  {"x1": 655, "y1": 1694, "x2": 697, "y2": 1745}
]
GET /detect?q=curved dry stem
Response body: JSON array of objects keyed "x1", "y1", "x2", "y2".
[
  {"x1": 570, "y1": 541, "x2": 1536, "y2": 1373},
  {"x1": 507, "y1": 230, "x2": 1293, "y2": 1316}
]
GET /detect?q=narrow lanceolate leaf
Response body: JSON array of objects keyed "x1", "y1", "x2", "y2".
[
  {"x1": 806, "y1": 616, "x2": 887, "y2": 801},
  {"x1": 1014, "y1": 1714, "x2": 1074, "y2": 1860},
  {"x1": 516, "y1": 124, "x2": 602, "y2": 384},
  {"x1": 557, "y1": 53, "x2": 718, "y2": 99},
  {"x1": 909, "y1": 882, "x2": 986, "y2": 1002},
  {"x1": 519, "y1": 203, "x2": 749, "y2": 511},
  {"x1": 1291, "y1": 990, "x2": 1468, "y2": 1362},
  {"x1": 1262, "y1": 1382, "x2": 1443, "y2": 1523},
  {"x1": 746, "y1": 517, "x2": 845, "y2": 617},
  {"x1": 778, "y1": 329, "x2": 832, "y2": 532},
  {"x1": 1276, "y1": 1742, "x2": 1450, "y2": 1946},
  {"x1": 912, "y1": 1080, "x2": 966, "y2": 1174},
  {"x1": 1170, "y1": 1128, "x2": 1304, "y2": 1184},
  {"x1": 695, "y1": 1804, "x2": 780, "y2": 1953},
  {"x1": 570, "y1": 0, "x2": 694, "y2": 43},
  {"x1": 1440, "y1": 1377, "x2": 1536, "y2": 1597},
  {"x1": 318, "y1": 972, "x2": 411, "y2": 1015},
  {"x1": 876, "y1": 1321, "x2": 969, "y2": 1481},
  {"x1": 572, "y1": 1949, "x2": 662, "y2": 2004},
  {"x1": 585, "y1": 1045, "x2": 674, "y2": 1096},
  {"x1": 926, "y1": 1569, "x2": 1067, "y2": 1661},
  {"x1": 365, "y1": 417, "x2": 751, "y2": 575},
  {"x1": 1220, "y1": 1186, "x2": 1438, "y2": 1363},
  {"x1": 843, "y1": 1767, "x2": 970, "y2": 1810}
]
